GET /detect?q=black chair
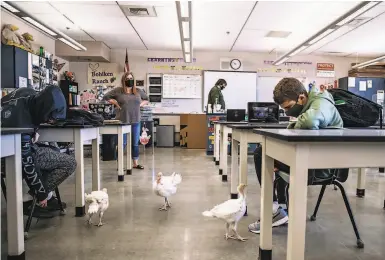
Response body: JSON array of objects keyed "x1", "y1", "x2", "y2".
[
  {"x1": 1, "y1": 172, "x2": 66, "y2": 240},
  {"x1": 275, "y1": 169, "x2": 364, "y2": 248}
]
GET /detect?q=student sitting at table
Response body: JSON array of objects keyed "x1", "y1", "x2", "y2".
[
  {"x1": 249, "y1": 77, "x2": 344, "y2": 234},
  {"x1": 1, "y1": 85, "x2": 77, "y2": 217}
]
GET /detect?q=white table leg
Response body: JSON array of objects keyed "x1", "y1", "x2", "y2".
[
  {"x1": 259, "y1": 137, "x2": 274, "y2": 260},
  {"x1": 221, "y1": 126, "x2": 229, "y2": 182},
  {"x1": 6, "y1": 134, "x2": 25, "y2": 259},
  {"x1": 117, "y1": 127, "x2": 124, "y2": 181},
  {"x1": 74, "y1": 130, "x2": 85, "y2": 217},
  {"x1": 219, "y1": 125, "x2": 225, "y2": 176},
  {"x1": 286, "y1": 145, "x2": 309, "y2": 260},
  {"x1": 239, "y1": 134, "x2": 248, "y2": 185},
  {"x1": 230, "y1": 137, "x2": 239, "y2": 198},
  {"x1": 126, "y1": 130, "x2": 132, "y2": 175},
  {"x1": 92, "y1": 137, "x2": 100, "y2": 191},
  {"x1": 214, "y1": 124, "x2": 220, "y2": 165},
  {"x1": 356, "y1": 168, "x2": 366, "y2": 197}
]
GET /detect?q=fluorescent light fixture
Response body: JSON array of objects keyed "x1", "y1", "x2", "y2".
[
  {"x1": 352, "y1": 55, "x2": 385, "y2": 69},
  {"x1": 59, "y1": 37, "x2": 81, "y2": 51},
  {"x1": 184, "y1": 40, "x2": 190, "y2": 52},
  {"x1": 308, "y1": 29, "x2": 334, "y2": 45},
  {"x1": 337, "y1": 1, "x2": 380, "y2": 26},
  {"x1": 182, "y1": 21, "x2": 190, "y2": 39},
  {"x1": 22, "y1": 17, "x2": 57, "y2": 36},
  {"x1": 288, "y1": 45, "x2": 308, "y2": 57},
  {"x1": 185, "y1": 53, "x2": 191, "y2": 63},
  {"x1": 274, "y1": 57, "x2": 289, "y2": 66},
  {"x1": 1, "y1": 1, "x2": 19, "y2": 12},
  {"x1": 179, "y1": 1, "x2": 190, "y2": 18}
]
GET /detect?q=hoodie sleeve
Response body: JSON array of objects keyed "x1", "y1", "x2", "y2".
[
  {"x1": 293, "y1": 105, "x2": 325, "y2": 130},
  {"x1": 21, "y1": 134, "x2": 49, "y2": 201}
]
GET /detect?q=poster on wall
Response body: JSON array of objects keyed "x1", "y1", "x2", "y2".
[
  {"x1": 316, "y1": 63, "x2": 335, "y2": 78},
  {"x1": 88, "y1": 62, "x2": 118, "y2": 85}
]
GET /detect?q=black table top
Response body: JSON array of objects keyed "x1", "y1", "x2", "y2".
[
  {"x1": 229, "y1": 122, "x2": 289, "y2": 129},
  {"x1": 215, "y1": 121, "x2": 249, "y2": 125},
  {"x1": 253, "y1": 128, "x2": 385, "y2": 142},
  {"x1": 102, "y1": 123, "x2": 131, "y2": 126},
  {"x1": 1, "y1": 128, "x2": 35, "y2": 135},
  {"x1": 39, "y1": 124, "x2": 96, "y2": 129}
]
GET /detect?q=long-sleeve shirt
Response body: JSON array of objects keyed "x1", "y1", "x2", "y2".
[
  {"x1": 103, "y1": 87, "x2": 148, "y2": 124},
  {"x1": 207, "y1": 85, "x2": 225, "y2": 110}
]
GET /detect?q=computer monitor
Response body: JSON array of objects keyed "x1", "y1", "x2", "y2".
[
  {"x1": 248, "y1": 102, "x2": 279, "y2": 122},
  {"x1": 226, "y1": 109, "x2": 246, "y2": 122}
]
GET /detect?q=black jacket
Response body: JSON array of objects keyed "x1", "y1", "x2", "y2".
[{"x1": 1, "y1": 85, "x2": 66, "y2": 201}]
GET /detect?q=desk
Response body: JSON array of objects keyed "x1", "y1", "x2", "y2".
[
  {"x1": 1, "y1": 128, "x2": 34, "y2": 260},
  {"x1": 217, "y1": 121, "x2": 248, "y2": 182},
  {"x1": 254, "y1": 128, "x2": 385, "y2": 260},
  {"x1": 99, "y1": 124, "x2": 132, "y2": 181},
  {"x1": 228, "y1": 123, "x2": 288, "y2": 197},
  {"x1": 38, "y1": 125, "x2": 100, "y2": 217},
  {"x1": 213, "y1": 121, "x2": 221, "y2": 165}
]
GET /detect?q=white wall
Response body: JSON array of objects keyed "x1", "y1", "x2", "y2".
[
  {"x1": 1, "y1": 10, "x2": 55, "y2": 54},
  {"x1": 71, "y1": 49, "x2": 358, "y2": 92}
]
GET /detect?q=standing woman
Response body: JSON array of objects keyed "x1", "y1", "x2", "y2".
[{"x1": 104, "y1": 72, "x2": 149, "y2": 169}]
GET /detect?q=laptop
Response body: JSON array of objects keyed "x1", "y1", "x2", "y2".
[
  {"x1": 248, "y1": 102, "x2": 279, "y2": 123},
  {"x1": 226, "y1": 109, "x2": 246, "y2": 122}
]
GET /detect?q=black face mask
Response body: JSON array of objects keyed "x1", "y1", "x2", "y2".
[
  {"x1": 285, "y1": 104, "x2": 303, "y2": 117},
  {"x1": 220, "y1": 85, "x2": 226, "y2": 90},
  {"x1": 125, "y1": 79, "x2": 134, "y2": 88}
]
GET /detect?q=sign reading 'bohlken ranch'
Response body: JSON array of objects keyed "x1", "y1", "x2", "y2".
[{"x1": 88, "y1": 63, "x2": 118, "y2": 85}]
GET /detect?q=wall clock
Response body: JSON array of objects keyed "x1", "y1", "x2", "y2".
[{"x1": 230, "y1": 59, "x2": 242, "y2": 70}]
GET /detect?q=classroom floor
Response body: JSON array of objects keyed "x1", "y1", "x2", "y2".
[{"x1": 1, "y1": 148, "x2": 385, "y2": 260}]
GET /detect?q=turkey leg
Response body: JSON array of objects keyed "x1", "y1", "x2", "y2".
[
  {"x1": 96, "y1": 212, "x2": 104, "y2": 227},
  {"x1": 224, "y1": 223, "x2": 231, "y2": 240},
  {"x1": 159, "y1": 198, "x2": 168, "y2": 211},
  {"x1": 166, "y1": 197, "x2": 171, "y2": 208},
  {"x1": 231, "y1": 223, "x2": 247, "y2": 242},
  {"x1": 87, "y1": 213, "x2": 93, "y2": 225}
]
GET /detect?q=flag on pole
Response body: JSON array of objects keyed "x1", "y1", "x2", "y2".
[{"x1": 124, "y1": 48, "x2": 129, "y2": 73}]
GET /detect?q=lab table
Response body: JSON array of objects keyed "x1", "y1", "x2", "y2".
[
  {"x1": 1, "y1": 128, "x2": 34, "y2": 260},
  {"x1": 216, "y1": 121, "x2": 248, "y2": 182},
  {"x1": 99, "y1": 123, "x2": 132, "y2": 181},
  {"x1": 254, "y1": 128, "x2": 385, "y2": 260},
  {"x1": 227, "y1": 123, "x2": 288, "y2": 197},
  {"x1": 37, "y1": 125, "x2": 100, "y2": 217}
]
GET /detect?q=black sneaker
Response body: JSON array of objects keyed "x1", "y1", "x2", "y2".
[{"x1": 46, "y1": 197, "x2": 67, "y2": 211}]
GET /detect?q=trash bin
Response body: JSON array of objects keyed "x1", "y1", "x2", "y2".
[{"x1": 102, "y1": 134, "x2": 117, "y2": 161}]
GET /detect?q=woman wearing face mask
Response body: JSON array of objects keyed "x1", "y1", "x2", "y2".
[{"x1": 104, "y1": 72, "x2": 149, "y2": 169}]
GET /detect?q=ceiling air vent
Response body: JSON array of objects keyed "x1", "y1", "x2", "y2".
[
  {"x1": 120, "y1": 5, "x2": 157, "y2": 17},
  {"x1": 345, "y1": 17, "x2": 370, "y2": 27},
  {"x1": 265, "y1": 31, "x2": 292, "y2": 38}
]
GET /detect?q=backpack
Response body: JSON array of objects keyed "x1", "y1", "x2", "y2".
[
  {"x1": 55, "y1": 109, "x2": 104, "y2": 126},
  {"x1": 328, "y1": 88, "x2": 382, "y2": 128}
]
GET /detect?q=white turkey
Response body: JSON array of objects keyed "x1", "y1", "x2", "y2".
[
  {"x1": 85, "y1": 188, "x2": 109, "y2": 227},
  {"x1": 202, "y1": 183, "x2": 247, "y2": 241},
  {"x1": 153, "y1": 172, "x2": 182, "y2": 210}
]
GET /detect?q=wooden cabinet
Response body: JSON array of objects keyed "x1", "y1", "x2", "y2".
[{"x1": 180, "y1": 114, "x2": 206, "y2": 149}]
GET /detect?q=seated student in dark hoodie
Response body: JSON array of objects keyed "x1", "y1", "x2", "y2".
[
  {"x1": 249, "y1": 78, "x2": 345, "y2": 234},
  {"x1": 1, "y1": 85, "x2": 77, "y2": 216}
]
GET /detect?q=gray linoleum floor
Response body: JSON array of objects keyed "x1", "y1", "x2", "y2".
[{"x1": 2, "y1": 147, "x2": 385, "y2": 260}]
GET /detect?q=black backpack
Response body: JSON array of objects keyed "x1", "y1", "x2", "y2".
[
  {"x1": 55, "y1": 109, "x2": 104, "y2": 126},
  {"x1": 328, "y1": 88, "x2": 383, "y2": 128}
]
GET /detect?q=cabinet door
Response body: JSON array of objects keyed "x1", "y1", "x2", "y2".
[
  {"x1": 1, "y1": 45, "x2": 15, "y2": 88},
  {"x1": 14, "y1": 47, "x2": 28, "y2": 88}
]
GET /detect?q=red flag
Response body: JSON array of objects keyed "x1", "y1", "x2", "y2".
[{"x1": 124, "y1": 48, "x2": 129, "y2": 73}]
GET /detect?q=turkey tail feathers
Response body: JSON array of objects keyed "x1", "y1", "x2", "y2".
[
  {"x1": 202, "y1": 211, "x2": 214, "y2": 217},
  {"x1": 172, "y1": 172, "x2": 182, "y2": 185}
]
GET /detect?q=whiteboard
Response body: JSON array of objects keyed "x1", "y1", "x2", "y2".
[
  {"x1": 162, "y1": 74, "x2": 201, "y2": 99},
  {"x1": 256, "y1": 76, "x2": 309, "y2": 102},
  {"x1": 203, "y1": 71, "x2": 257, "y2": 110},
  {"x1": 150, "y1": 98, "x2": 202, "y2": 114}
]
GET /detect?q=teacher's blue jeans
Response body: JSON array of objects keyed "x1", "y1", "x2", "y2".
[{"x1": 124, "y1": 122, "x2": 140, "y2": 160}]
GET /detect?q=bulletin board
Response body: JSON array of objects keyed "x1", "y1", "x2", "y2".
[{"x1": 162, "y1": 74, "x2": 201, "y2": 99}]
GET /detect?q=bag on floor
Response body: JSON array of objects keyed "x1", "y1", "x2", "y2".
[
  {"x1": 55, "y1": 109, "x2": 104, "y2": 126},
  {"x1": 328, "y1": 88, "x2": 382, "y2": 127}
]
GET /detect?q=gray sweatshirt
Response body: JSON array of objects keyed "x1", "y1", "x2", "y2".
[{"x1": 103, "y1": 87, "x2": 148, "y2": 124}]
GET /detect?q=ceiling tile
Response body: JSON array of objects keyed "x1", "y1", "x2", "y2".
[
  {"x1": 193, "y1": 1, "x2": 256, "y2": 51},
  {"x1": 233, "y1": 1, "x2": 360, "y2": 52}
]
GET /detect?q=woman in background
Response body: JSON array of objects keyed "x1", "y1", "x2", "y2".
[{"x1": 104, "y1": 72, "x2": 149, "y2": 169}]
